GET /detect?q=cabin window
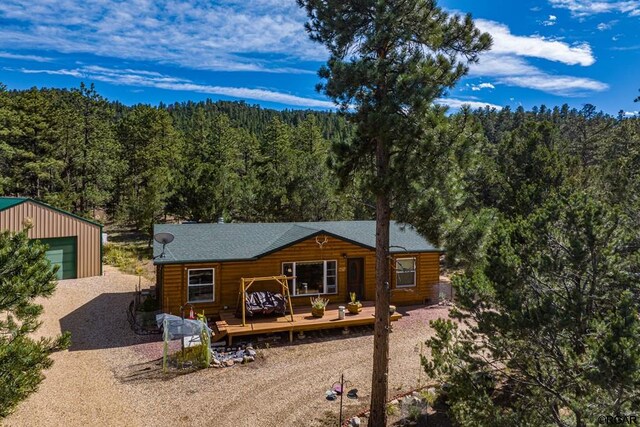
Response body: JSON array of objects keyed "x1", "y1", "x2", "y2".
[
  {"x1": 282, "y1": 260, "x2": 338, "y2": 296},
  {"x1": 188, "y1": 268, "x2": 215, "y2": 303},
  {"x1": 395, "y1": 258, "x2": 416, "y2": 288}
]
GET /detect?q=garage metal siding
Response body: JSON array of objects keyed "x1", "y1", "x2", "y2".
[{"x1": 0, "y1": 201, "x2": 101, "y2": 278}]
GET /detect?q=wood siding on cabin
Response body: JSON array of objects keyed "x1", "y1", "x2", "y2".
[
  {"x1": 0, "y1": 201, "x2": 101, "y2": 278},
  {"x1": 159, "y1": 234, "x2": 440, "y2": 318}
]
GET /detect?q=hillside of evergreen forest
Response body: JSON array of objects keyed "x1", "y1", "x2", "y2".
[{"x1": 1, "y1": 83, "x2": 639, "y2": 251}]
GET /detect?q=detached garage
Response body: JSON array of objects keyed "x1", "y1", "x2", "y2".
[{"x1": 0, "y1": 197, "x2": 102, "y2": 279}]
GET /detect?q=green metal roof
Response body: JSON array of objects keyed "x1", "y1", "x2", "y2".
[
  {"x1": 0, "y1": 197, "x2": 28, "y2": 211},
  {"x1": 0, "y1": 197, "x2": 102, "y2": 227},
  {"x1": 153, "y1": 220, "x2": 442, "y2": 265}
]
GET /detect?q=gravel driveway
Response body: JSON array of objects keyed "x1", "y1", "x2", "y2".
[{"x1": 6, "y1": 266, "x2": 450, "y2": 427}]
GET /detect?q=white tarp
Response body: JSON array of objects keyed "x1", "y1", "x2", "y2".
[{"x1": 155, "y1": 313, "x2": 212, "y2": 340}]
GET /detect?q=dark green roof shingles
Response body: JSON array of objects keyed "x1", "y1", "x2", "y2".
[{"x1": 153, "y1": 221, "x2": 441, "y2": 264}]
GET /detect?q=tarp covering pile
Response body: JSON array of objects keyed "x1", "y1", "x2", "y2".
[{"x1": 155, "y1": 313, "x2": 212, "y2": 339}]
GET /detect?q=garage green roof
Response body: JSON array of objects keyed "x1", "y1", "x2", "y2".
[
  {"x1": 0, "y1": 197, "x2": 28, "y2": 211},
  {"x1": 0, "y1": 197, "x2": 102, "y2": 227},
  {"x1": 153, "y1": 221, "x2": 442, "y2": 264}
]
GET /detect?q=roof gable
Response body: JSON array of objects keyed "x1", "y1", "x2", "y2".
[
  {"x1": 0, "y1": 197, "x2": 102, "y2": 227},
  {"x1": 0, "y1": 197, "x2": 28, "y2": 211},
  {"x1": 153, "y1": 221, "x2": 441, "y2": 264}
]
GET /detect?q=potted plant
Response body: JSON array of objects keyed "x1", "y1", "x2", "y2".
[
  {"x1": 347, "y1": 292, "x2": 362, "y2": 314},
  {"x1": 310, "y1": 296, "x2": 329, "y2": 318}
]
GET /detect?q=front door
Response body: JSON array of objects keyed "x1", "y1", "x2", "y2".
[{"x1": 346, "y1": 258, "x2": 364, "y2": 301}]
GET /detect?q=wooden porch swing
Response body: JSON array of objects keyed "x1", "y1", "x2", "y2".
[{"x1": 237, "y1": 275, "x2": 295, "y2": 327}]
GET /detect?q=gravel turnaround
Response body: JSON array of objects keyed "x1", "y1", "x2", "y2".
[{"x1": 6, "y1": 266, "x2": 450, "y2": 427}]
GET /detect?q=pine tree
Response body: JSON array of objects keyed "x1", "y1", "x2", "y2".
[
  {"x1": 424, "y1": 192, "x2": 640, "y2": 426},
  {"x1": 0, "y1": 229, "x2": 70, "y2": 418},
  {"x1": 116, "y1": 105, "x2": 182, "y2": 234},
  {"x1": 297, "y1": 1, "x2": 491, "y2": 424}
]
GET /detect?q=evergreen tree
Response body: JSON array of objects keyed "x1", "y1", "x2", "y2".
[
  {"x1": 424, "y1": 192, "x2": 640, "y2": 426},
  {"x1": 0, "y1": 229, "x2": 70, "y2": 418},
  {"x1": 297, "y1": 1, "x2": 491, "y2": 424},
  {"x1": 116, "y1": 105, "x2": 182, "y2": 234},
  {"x1": 0, "y1": 88, "x2": 61, "y2": 200},
  {"x1": 0, "y1": 83, "x2": 15, "y2": 193},
  {"x1": 256, "y1": 117, "x2": 298, "y2": 221}
]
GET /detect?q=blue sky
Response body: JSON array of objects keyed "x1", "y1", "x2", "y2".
[{"x1": 0, "y1": 0, "x2": 638, "y2": 115}]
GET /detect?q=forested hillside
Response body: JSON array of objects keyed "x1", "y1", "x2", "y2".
[
  {"x1": 1, "y1": 83, "x2": 639, "y2": 244},
  {"x1": 0, "y1": 83, "x2": 355, "y2": 232}
]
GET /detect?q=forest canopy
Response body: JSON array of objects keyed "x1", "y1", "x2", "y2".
[{"x1": 1, "y1": 82, "x2": 639, "y2": 244}]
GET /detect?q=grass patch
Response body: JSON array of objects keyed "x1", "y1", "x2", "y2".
[
  {"x1": 387, "y1": 403, "x2": 399, "y2": 416},
  {"x1": 169, "y1": 345, "x2": 209, "y2": 369},
  {"x1": 103, "y1": 243, "x2": 152, "y2": 278}
]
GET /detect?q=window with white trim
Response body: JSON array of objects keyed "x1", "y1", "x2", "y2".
[
  {"x1": 395, "y1": 258, "x2": 416, "y2": 288},
  {"x1": 188, "y1": 268, "x2": 215, "y2": 303},
  {"x1": 282, "y1": 260, "x2": 338, "y2": 296}
]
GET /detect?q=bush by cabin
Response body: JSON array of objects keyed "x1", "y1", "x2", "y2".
[{"x1": 153, "y1": 221, "x2": 442, "y2": 318}]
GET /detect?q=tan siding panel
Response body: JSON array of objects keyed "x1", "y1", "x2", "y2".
[{"x1": 0, "y1": 201, "x2": 101, "y2": 278}]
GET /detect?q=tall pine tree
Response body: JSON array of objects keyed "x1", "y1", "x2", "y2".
[{"x1": 297, "y1": 1, "x2": 490, "y2": 424}]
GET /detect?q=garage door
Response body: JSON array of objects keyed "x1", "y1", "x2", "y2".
[{"x1": 39, "y1": 237, "x2": 77, "y2": 280}]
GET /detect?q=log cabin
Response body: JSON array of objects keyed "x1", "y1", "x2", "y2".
[{"x1": 153, "y1": 221, "x2": 442, "y2": 318}]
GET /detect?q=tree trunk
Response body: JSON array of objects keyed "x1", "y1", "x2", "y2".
[{"x1": 368, "y1": 138, "x2": 391, "y2": 427}]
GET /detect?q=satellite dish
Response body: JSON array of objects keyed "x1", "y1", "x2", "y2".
[
  {"x1": 153, "y1": 232, "x2": 175, "y2": 259},
  {"x1": 154, "y1": 232, "x2": 174, "y2": 245}
]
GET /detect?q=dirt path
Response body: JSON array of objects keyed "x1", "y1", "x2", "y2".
[{"x1": 6, "y1": 266, "x2": 450, "y2": 427}]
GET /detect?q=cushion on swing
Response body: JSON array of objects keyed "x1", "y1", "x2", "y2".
[{"x1": 236, "y1": 291, "x2": 287, "y2": 318}]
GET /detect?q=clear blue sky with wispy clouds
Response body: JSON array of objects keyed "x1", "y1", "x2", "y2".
[{"x1": 0, "y1": 0, "x2": 638, "y2": 115}]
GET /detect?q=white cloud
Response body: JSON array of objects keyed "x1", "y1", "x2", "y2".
[
  {"x1": 466, "y1": 20, "x2": 607, "y2": 96},
  {"x1": 499, "y1": 75, "x2": 608, "y2": 95},
  {"x1": 0, "y1": 51, "x2": 51, "y2": 62},
  {"x1": 13, "y1": 64, "x2": 506, "y2": 110},
  {"x1": 469, "y1": 53, "x2": 541, "y2": 77},
  {"x1": 0, "y1": 1, "x2": 610, "y2": 100},
  {"x1": 471, "y1": 82, "x2": 496, "y2": 91},
  {"x1": 476, "y1": 19, "x2": 595, "y2": 66},
  {"x1": 542, "y1": 15, "x2": 558, "y2": 25},
  {"x1": 0, "y1": 0, "x2": 324, "y2": 73},
  {"x1": 13, "y1": 66, "x2": 336, "y2": 108},
  {"x1": 435, "y1": 98, "x2": 502, "y2": 110},
  {"x1": 549, "y1": 0, "x2": 640, "y2": 17},
  {"x1": 611, "y1": 43, "x2": 640, "y2": 49},
  {"x1": 469, "y1": 52, "x2": 607, "y2": 96},
  {"x1": 624, "y1": 110, "x2": 639, "y2": 116}
]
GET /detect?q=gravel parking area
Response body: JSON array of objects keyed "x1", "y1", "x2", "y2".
[{"x1": 6, "y1": 266, "x2": 450, "y2": 427}]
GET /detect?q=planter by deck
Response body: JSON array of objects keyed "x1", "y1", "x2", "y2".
[
  {"x1": 347, "y1": 302, "x2": 362, "y2": 314},
  {"x1": 311, "y1": 307, "x2": 325, "y2": 318}
]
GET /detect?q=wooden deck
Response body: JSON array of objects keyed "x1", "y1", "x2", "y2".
[{"x1": 213, "y1": 302, "x2": 402, "y2": 345}]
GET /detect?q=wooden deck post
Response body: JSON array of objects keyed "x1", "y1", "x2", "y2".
[{"x1": 241, "y1": 278, "x2": 246, "y2": 327}]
